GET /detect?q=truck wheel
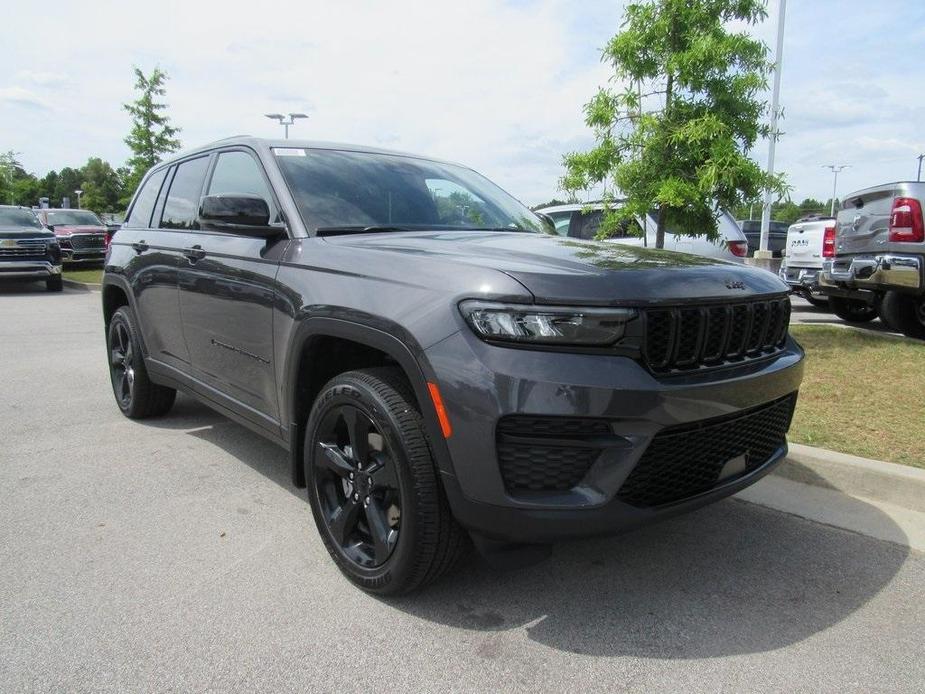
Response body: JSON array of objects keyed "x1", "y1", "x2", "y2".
[
  {"x1": 802, "y1": 290, "x2": 829, "y2": 308},
  {"x1": 878, "y1": 291, "x2": 925, "y2": 339},
  {"x1": 305, "y1": 367, "x2": 468, "y2": 594},
  {"x1": 107, "y1": 306, "x2": 177, "y2": 418},
  {"x1": 829, "y1": 296, "x2": 878, "y2": 323},
  {"x1": 46, "y1": 276, "x2": 63, "y2": 292}
]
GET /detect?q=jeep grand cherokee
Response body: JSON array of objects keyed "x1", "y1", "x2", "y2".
[{"x1": 102, "y1": 137, "x2": 804, "y2": 594}]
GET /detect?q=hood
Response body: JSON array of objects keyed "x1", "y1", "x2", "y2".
[
  {"x1": 0, "y1": 226, "x2": 56, "y2": 240},
  {"x1": 324, "y1": 231, "x2": 788, "y2": 305},
  {"x1": 53, "y1": 224, "x2": 107, "y2": 236}
]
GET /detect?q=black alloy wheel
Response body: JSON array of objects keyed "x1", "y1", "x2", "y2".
[
  {"x1": 106, "y1": 306, "x2": 176, "y2": 418},
  {"x1": 110, "y1": 320, "x2": 135, "y2": 410},
  {"x1": 313, "y1": 405, "x2": 402, "y2": 568},
  {"x1": 305, "y1": 368, "x2": 468, "y2": 594}
]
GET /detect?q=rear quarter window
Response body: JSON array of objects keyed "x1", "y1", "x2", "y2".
[{"x1": 124, "y1": 168, "x2": 168, "y2": 229}]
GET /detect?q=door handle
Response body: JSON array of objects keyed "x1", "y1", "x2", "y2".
[
  {"x1": 184, "y1": 245, "x2": 206, "y2": 262},
  {"x1": 132, "y1": 241, "x2": 149, "y2": 254}
]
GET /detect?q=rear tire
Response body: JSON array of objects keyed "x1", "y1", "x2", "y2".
[
  {"x1": 802, "y1": 291, "x2": 829, "y2": 308},
  {"x1": 46, "y1": 276, "x2": 63, "y2": 292},
  {"x1": 304, "y1": 367, "x2": 468, "y2": 595},
  {"x1": 829, "y1": 296, "x2": 877, "y2": 323},
  {"x1": 107, "y1": 306, "x2": 176, "y2": 418},
  {"x1": 878, "y1": 291, "x2": 925, "y2": 339}
]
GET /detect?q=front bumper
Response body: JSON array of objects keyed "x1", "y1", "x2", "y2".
[
  {"x1": 821, "y1": 254, "x2": 923, "y2": 293},
  {"x1": 0, "y1": 260, "x2": 62, "y2": 279},
  {"x1": 426, "y1": 329, "x2": 804, "y2": 542}
]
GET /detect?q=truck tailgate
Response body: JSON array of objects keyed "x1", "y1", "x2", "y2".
[{"x1": 836, "y1": 185, "x2": 896, "y2": 255}]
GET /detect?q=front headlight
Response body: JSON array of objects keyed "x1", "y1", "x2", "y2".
[{"x1": 460, "y1": 300, "x2": 637, "y2": 346}]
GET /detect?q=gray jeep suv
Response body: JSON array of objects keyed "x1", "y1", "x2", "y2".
[{"x1": 102, "y1": 137, "x2": 804, "y2": 594}]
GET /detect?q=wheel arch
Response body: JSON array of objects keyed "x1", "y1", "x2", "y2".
[{"x1": 284, "y1": 318, "x2": 455, "y2": 488}]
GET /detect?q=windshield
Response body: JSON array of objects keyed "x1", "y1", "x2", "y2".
[
  {"x1": 274, "y1": 148, "x2": 546, "y2": 234},
  {"x1": 46, "y1": 210, "x2": 103, "y2": 226},
  {"x1": 0, "y1": 208, "x2": 42, "y2": 229}
]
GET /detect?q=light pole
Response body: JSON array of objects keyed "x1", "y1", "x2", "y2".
[
  {"x1": 74, "y1": 189, "x2": 83, "y2": 209},
  {"x1": 265, "y1": 112, "x2": 308, "y2": 139},
  {"x1": 917, "y1": 153, "x2": 924, "y2": 182},
  {"x1": 758, "y1": 0, "x2": 787, "y2": 261},
  {"x1": 822, "y1": 164, "x2": 849, "y2": 216}
]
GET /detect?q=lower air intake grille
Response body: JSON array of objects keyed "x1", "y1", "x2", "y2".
[
  {"x1": 616, "y1": 393, "x2": 797, "y2": 507},
  {"x1": 497, "y1": 416, "x2": 611, "y2": 492}
]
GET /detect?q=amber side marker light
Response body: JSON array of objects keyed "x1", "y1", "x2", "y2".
[{"x1": 427, "y1": 382, "x2": 453, "y2": 438}]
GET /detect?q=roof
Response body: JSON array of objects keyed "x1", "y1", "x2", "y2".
[{"x1": 161, "y1": 136, "x2": 465, "y2": 169}]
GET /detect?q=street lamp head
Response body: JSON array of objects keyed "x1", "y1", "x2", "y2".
[
  {"x1": 289, "y1": 113, "x2": 308, "y2": 120},
  {"x1": 265, "y1": 113, "x2": 284, "y2": 121},
  {"x1": 74, "y1": 189, "x2": 83, "y2": 195}
]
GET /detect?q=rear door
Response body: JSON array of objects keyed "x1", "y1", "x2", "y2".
[
  {"x1": 177, "y1": 148, "x2": 288, "y2": 433},
  {"x1": 118, "y1": 165, "x2": 193, "y2": 372}
]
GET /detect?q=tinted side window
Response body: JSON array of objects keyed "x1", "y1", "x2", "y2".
[
  {"x1": 572, "y1": 211, "x2": 603, "y2": 240},
  {"x1": 208, "y1": 151, "x2": 271, "y2": 203},
  {"x1": 159, "y1": 156, "x2": 210, "y2": 230},
  {"x1": 546, "y1": 212, "x2": 572, "y2": 236},
  {"x1": 125, "y1": 168, "x2": 167, "y2": 228}
]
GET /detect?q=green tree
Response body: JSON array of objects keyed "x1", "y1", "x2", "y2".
[
  {"x1": 80, "y1": 158, "x2": 124, "y2": 213},
  {"x1": 561, "y1": 0, "x2": 786, "y2": 248},
  {"x1": 52, "y1": 167, "x2": 84, "y2": 207},
  {"x1": 122, "y1": 67, "x2": 181, "y2": 205}
]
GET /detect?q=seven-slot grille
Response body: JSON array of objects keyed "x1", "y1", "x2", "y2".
[
  {"x1": 68, "y1": 234, "x2": 106, "y2": 251},
  {"x1": 616, "y1": 393, "x2": 797, "y2": 507},
  {"x1": 642, "y1": 297, "x2": 790, "y2": 373}
]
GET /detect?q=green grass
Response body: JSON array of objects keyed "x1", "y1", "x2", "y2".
[
  {"x1": 63, "y1": 267, "x2": 103, "y2": 284},
  {"x1": 789, "y1": 325, "x2": 925, "y2": 468}
]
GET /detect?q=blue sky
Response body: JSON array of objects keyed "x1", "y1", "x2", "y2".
[{"x1": 1, "y1": 0, "x2": 923, "y2": 207}]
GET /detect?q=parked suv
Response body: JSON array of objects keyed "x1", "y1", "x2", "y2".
[
  {"x1": 34, "y1": 208, "x2": 109, "y2": 263},
  {"x1": 820, "y1": 182, "x2": 925, "y2": 337},
  {"x1": 0, "y1": 205, "x2": 62, "y2": 291},
  {"x1": 102, "y1": 137, "x2": 804, "y2": 594},
  {"x1": 539, "y1": 202, "x2": 749, "y2": 262}
]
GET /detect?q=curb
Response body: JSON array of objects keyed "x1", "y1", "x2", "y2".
[
  {"x1": 62, "y1": 278, "x2": 102, "y2": 292},
  {"x1": 774, "y1": 443, "x2": 925, "y2": 513}
]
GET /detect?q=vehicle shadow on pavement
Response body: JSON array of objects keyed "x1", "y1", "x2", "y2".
[
  {"x1": 389, "y1": 497, "x2": 909, "y2": 659},
  {"x1": 140, "y1": 396, "x2": 910, "y2": 660}
]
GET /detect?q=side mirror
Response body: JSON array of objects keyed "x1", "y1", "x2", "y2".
[{"x1": 198, "y1": 194, "x2": 282, "y2": 238}]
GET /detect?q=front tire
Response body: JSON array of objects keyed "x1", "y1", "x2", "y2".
[
  {"x1": 829, "y1": 296, "x2": 878, "y2": 323},
  {"x1": 107, "y1": 306, "x2": 176, "y2": 418},
  {"x1": 46, "y1": 276, "x2": 63, "y2": 292},
  {"x1": 304, "y1": 367, "x2": 467, "y2": 595},
  {"x1": 878, "y1": 291, "x2": 925, "y2": 339}
]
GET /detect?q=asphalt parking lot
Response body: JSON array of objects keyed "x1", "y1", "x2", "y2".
[{"x1": 1, "y1": 283, "x2": 923, "y2": 692}]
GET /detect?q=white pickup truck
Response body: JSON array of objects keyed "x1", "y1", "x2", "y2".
[
  {"x1": 820, "y1": 181, "x2": 925, "y2": 338},
  {"x1": 778, "y1": 217, "x2": 837, "y2": 308}
]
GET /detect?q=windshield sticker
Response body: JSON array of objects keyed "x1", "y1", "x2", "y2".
[{"x1": 273, "y1": 148, "x2": 306, "y2": 157}]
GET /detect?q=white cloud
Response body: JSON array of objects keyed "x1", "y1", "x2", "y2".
[
  {"x1": 15, "y1": 70, "x2": 69, "y2": 87},
  {"x1": 0, "y1": 86, "x2": 49, "y2": 109}
]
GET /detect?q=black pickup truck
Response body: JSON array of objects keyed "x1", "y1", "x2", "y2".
[
  {"x1": 0, "y1": 205, "x2": 62, "y2": 291},
  {"x1": 102, "y1": 137, "x2": 804, "y2": 593}
]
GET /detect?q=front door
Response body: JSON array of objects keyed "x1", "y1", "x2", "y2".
[
  {"x1": 120, "y1": 165, "x2": 191, "y2": 372},
  {"x1": 177, "y1": 149, "x2": 287, "y2": 433}
]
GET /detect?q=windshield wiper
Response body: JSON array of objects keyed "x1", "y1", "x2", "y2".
[
  {"x1": 465, "y1": 226, "x2": 534, "y2": 233},
  {"x1": 315, "y1": 225, "x2": 416, "y2": 237}
]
